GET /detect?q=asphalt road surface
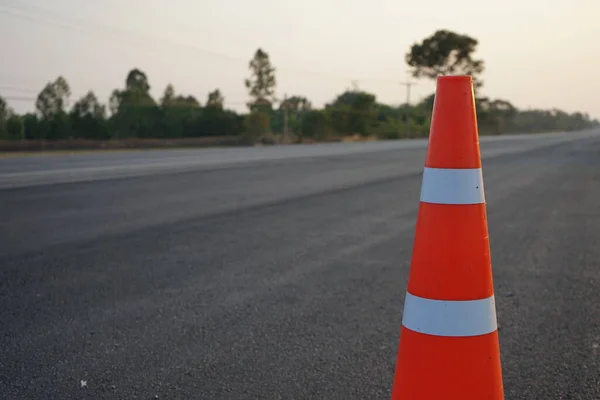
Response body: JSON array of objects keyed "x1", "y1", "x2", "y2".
[{"x1": 1, "y1": 131, "x2": 600, "y2": 399}]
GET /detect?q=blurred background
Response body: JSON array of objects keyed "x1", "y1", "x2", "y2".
[{"x1": 1, "y1": 0, "x2": 598, "y2": 150}]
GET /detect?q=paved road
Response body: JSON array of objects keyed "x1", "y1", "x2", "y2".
[
  {"x1": 1, "y1": 131, "x2": 597, "y2": 190},
  {"x1": 1, "y1": 131, "x2": 600, "y2": 399}
]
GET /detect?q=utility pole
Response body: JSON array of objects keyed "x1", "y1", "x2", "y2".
[{"x1": 400, "y1": 73, "x2": 416, "y2": 137}]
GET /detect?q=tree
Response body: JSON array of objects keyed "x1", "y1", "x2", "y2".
[
  {"x1": 6, "y1": 115, "x2": 25, "y2": 140},
  {"x1": 70, "y1": 91, "x2": 108, "y2": 139},
  {"x1": 245, "y1": 111, "x2": 271, "y2": 139},
  {"x1": 244, "y1": 49, "x2": 277, "y2": 138},
  {"x1": 0, "y1": 95, "x2": 8, "y2": 118},
  {"x1": 126, "y1": 68, "x2": 150, "y2": 93},
  {"x1": 0, "y1": 98, "x2": 24, "y2": 140},
  {"x1": 161, "y1": 84, "x2": 176, "y2": 106},
  {"x1": 2, "y1": 61, "x2": 597, "y2": 146},
  {"x1": 35, "y1": 76, "x2": 71, "y2": 118},
  {"x1": 281, "y1": 96, "x2": 311, "y2": 113},
  {"x1": 417, "y1": 94, "x2": 436, "y2": 111},
  {"x1": 72, "y1": 91, "x2": 106, "y2": 119},
  {"x1": 406, "y1": 30, "x2": 485, "y2": 88},
  {"x1": 301, "y1": 110, "x2": 329, "y2": 141},
  {"x1": 160, "y1": 84, "x2": 201, "y2": 138},
  {"x1": 172, "y1": 95, "x2": 202, "y2": 139},
  {"x1": 109, "y1": 89, "x2": 120, "y2": 116},
  {"x1": 273, "y1": 95, "x2": 312, "y2": 135},
  {"x1": 196, "y1": 90, "x2": 245, "y2": 137},
  {"x1": 245, "y1": 48, "x2": 277, "y2": 112},
  {"x1": 109, "y1": 68, "x2": 159, "y2": 138},
  {"x1": 476, "y1": 97, "x2": 517, "y2": 134},
  {"x1": 0, "y1": 95, "x2": 9, "y2": 138},
  {"x1": 35, "y1": 76, "x2": 72, "y2": 139},
  {"x1": 206, "y1": 89, "x2": 224, "y2": 109},
  {"x1": 21, "y1": 113, "x2": 41, "y2": 140},
  {"x1": 327, "y1": 90, "x2": 378, "y2": 136}
]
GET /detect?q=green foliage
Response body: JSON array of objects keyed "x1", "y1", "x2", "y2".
[
  {"x1": 300, "y1": 110, "x2": 330, "y2": 140},
  {"x1": 270, "y1": 95, "x2": 311, "y2": 135},
  {"x1": 70, "y1": 91, "x2": 108, "y2": 139},
  {"x1": 509, "y1": 109, "x2": 594, "y2": 133},
  {"x1": 0, "y1": 95, "x2": 10, "y2": 139},
  {"x1": 160, "y1": 84, "x2": 201, "y2": 138},
  {"x1": 126, "y1": 69, "x2": 150, "y2": 93},
  {"x1": 197, "y1": 107, "x2": 243, "y2": 137},
  {"x1": 36, "y1": 76, "x2": 71, "y2": 118},
  {"x1": 160, "y1": 84, "x2": 176, "y2": 106},
  {"x1": 327, "y1": 91, "x2": 378, "y2": 137},
  {"x1": 245, "y1": 48, "x2": 276, "y2": 113},
  {"x1": 0, "y1": 39, "x2": 597, "y2": 146},
  {"x1": 284, "y1": 96, "x2": 311, "y2": 112},
  {"x1": 407, "y1": 29, "x2": 485, "y2": 88},
  {"x1": 0, "y1": 95, "x2": 9, "y2": 118},
  {"x1": 477, "y1": 97, "x2": 516, "y2": 135},
  {"x1": 245, "y1": 111, "x2": 271, "y2": 139},
  {"x1": 35, "y1": 111, "x2": 71, "y2": 140},
  {"x1": 0, "y1": 97, "x2": 24, "y2": 140},
  {"x1": 109, "y1": 69, "x2": 161, "y2": 138},
  {"x1": 6, "y1": 115, "x2": 25, "y2": 140},
  {"x1": 207, "y1": 89, "x2": 224, "y2": 109},
  {"x1": 21, "y1": 113, "x2": 41, "y2": 140}
]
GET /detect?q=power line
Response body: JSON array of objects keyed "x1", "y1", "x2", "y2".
[
  {"x1": 0, "y1": 85, "x2": 38, "y2": 94},
  {"x1": 1, "y1": 1, "x2": 421, "y2": 113},
  {"x1": 2, "y1": 95, "x2": 36, "y2": 102},
  {"x1": 0, "y1": 9, "x2": 237, "y2": 64},
  {"x1": 0, "y1": 1, "x2": 401, "y2": 84}
]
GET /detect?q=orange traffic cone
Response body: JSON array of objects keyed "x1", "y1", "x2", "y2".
[{"x1": 390, "y1": 75, "x2": 504, "y2": 399}]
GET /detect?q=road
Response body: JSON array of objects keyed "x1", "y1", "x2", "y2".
[{"x1": 1, "y1": 131, "x2": 599, "y2": 399}]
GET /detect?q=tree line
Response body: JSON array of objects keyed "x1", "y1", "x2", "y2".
[{"x1": 0, "y1": 29, "x2": 597, "y2": 145}]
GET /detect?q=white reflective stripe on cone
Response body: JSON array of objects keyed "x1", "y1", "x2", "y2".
[
  {"x1": 402, "y1": 292, "x2": 498, "y2": 337},
  {"x1": 420, "y1": 167, "x2": 485, "y2": 205}
]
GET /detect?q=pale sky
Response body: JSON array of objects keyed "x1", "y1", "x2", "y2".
[{"x1": 1, "y1": 0, "x2": 599, "y2": 118}]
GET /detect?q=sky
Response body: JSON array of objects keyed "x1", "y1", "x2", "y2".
[{"x1": 1, "y1": 0, "x2": 599, "y2": 118}]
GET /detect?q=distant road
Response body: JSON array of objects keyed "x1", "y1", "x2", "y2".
[
  {"x1": 1, "y1": 130, "x2": 598, "y2": 189},
  {"x1": 1, "y1": 130, "x2": 600, "y2": 399}
]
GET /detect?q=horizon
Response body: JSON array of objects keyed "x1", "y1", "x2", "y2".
[{"x1": 1, "y1": 0, "x2": 598, "y2": 118}]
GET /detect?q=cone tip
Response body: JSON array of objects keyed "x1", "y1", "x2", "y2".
[
  {"x1": 426, "y1": 74, "x2": 480, "y2": 169},
  {"x1": 436, "y1": 75, "x2": 472, "y2": 82},
  {"x1": 435, "y1": 75, "x2": 474, "y2": 90}
]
